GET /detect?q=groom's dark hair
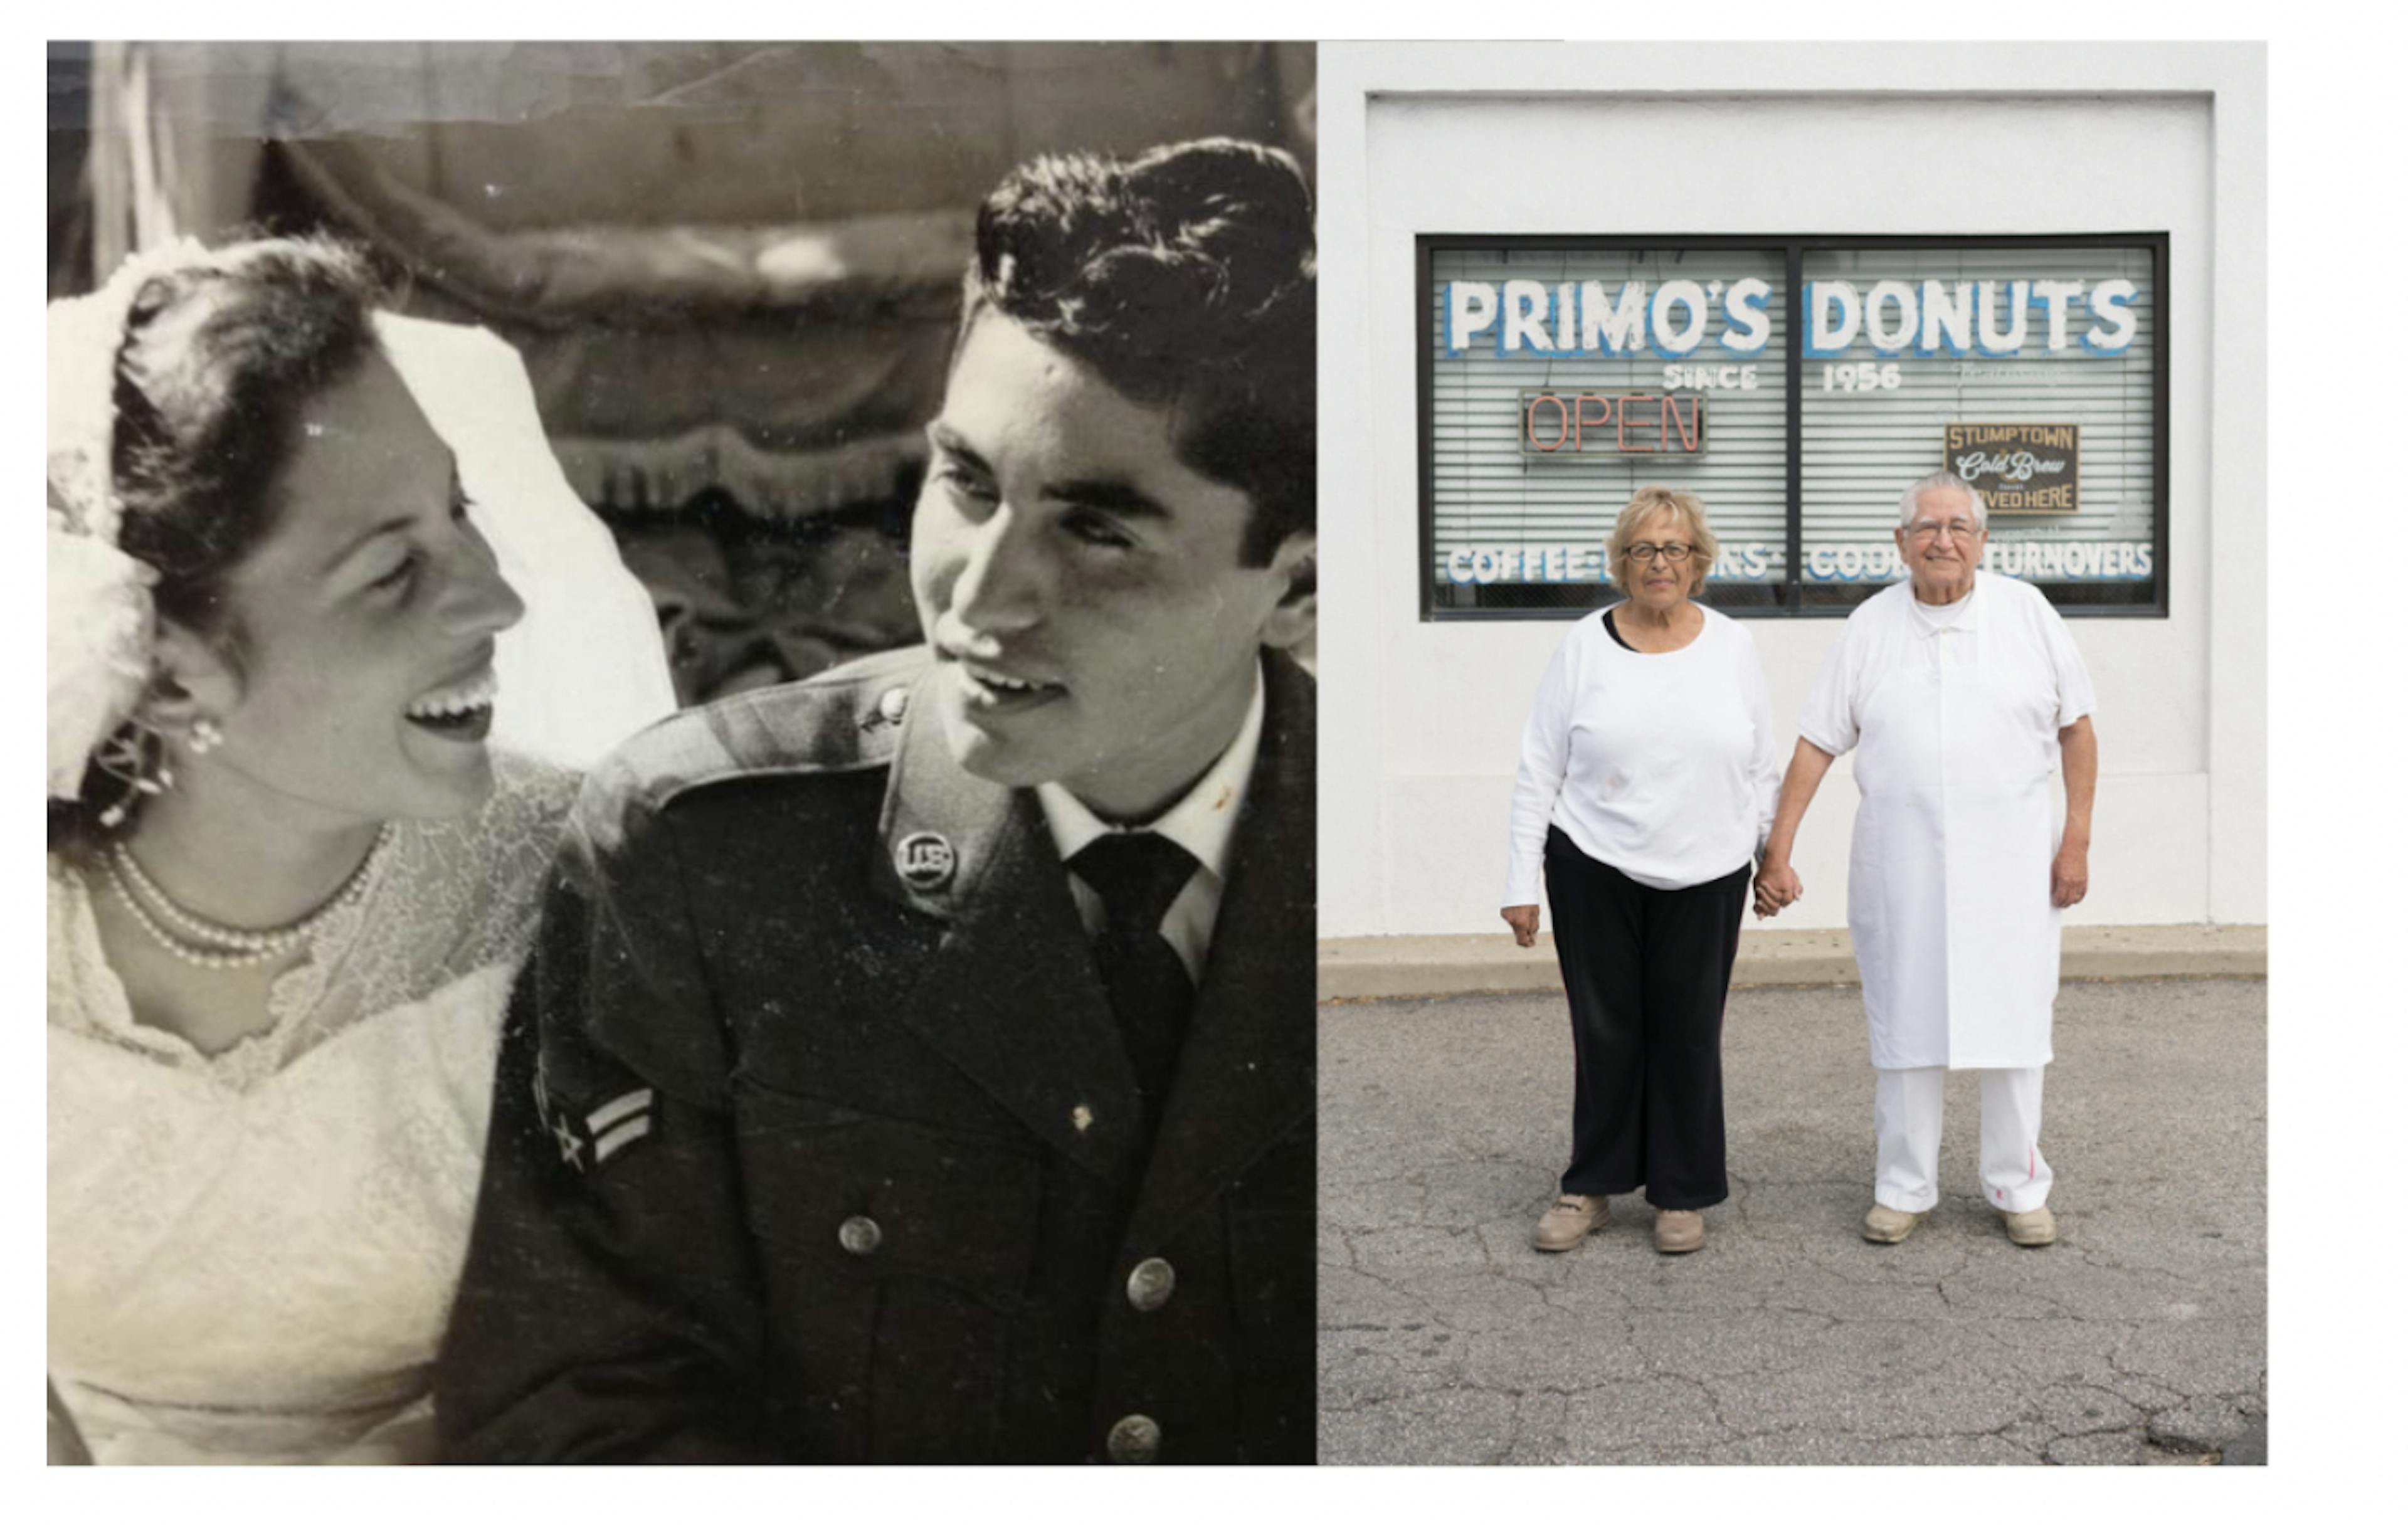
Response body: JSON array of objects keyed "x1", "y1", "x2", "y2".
[{"x1": 955, "y1": 137, "x2": 1316, "y2": 566}]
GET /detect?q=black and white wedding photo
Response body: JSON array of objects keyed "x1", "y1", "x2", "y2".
[{"x1": 46, "y1": 40, "x2": 1318, "y2": 1465}]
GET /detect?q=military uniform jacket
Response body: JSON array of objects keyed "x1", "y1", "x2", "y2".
[{"x1": 435, "y1": 646, "x2": 1315, "y2": 1464}]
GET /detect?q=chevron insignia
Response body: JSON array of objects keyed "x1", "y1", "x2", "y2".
[{"x1": 534, "y1": 1055, "x2": 657, "y2": 1175}]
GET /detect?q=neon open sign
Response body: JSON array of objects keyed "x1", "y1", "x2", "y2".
[{"x1": 1518, "y1": 391, "x2": 1707, "y2": 458}]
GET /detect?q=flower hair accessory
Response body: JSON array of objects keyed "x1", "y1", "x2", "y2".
[{"x1": 46, "y1": 238, "x2": 209, "y2": 799}]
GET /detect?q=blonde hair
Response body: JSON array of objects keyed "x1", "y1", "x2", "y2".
[{"x1": 1606, "y1": 486, "x2": 1718, "y2": 595}]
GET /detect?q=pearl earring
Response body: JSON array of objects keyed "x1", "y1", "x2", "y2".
[{"x1": 189, "y1": 717, "x2": 223, "y2": 755}]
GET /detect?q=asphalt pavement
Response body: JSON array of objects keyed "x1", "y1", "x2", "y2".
[{"x1": 1318, "y1": 978, "x2": 2268, "y2": 1465}]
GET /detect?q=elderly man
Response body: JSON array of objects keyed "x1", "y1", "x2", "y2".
[{"x1": 1755, "y1": 470, "x2": 2096, "y2": 1248}]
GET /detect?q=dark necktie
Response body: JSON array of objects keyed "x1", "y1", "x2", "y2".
[{"x1": 1069, "y1": 832, "x2": 1200, "y2": 1124}]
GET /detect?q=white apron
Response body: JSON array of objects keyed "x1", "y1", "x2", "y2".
[{"x1": 1846, "y1": 617, "x2": 2062, "y2": 1070}]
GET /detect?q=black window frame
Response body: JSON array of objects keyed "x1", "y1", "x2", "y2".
[{"x1": 1415, "y1": 232, "x2": 2172, "y2": 621}]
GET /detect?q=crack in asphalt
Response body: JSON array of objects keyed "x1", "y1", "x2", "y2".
[{"x1": 1318, "y1": 981, "x2": 2268, "y2": 1466}]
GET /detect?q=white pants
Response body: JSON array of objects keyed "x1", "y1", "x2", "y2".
[{"x1": 1872, "y1": 1065, "x2": 2052, "y2": 1214}]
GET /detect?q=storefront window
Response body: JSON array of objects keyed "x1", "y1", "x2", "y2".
[
  {"x1": 1420, "y1": 235, "x2": 2167, "y2": 618},
  {"x1": 1425, "y1": 243, "x2": 1790, "y2": 612}
]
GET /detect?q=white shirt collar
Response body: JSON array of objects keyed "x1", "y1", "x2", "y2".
[
  {"x1": 1037, "y1": 660, "x2": 1265, "y2": 882},
  {"x1": 1906, "y1": 570, "x2": 1986, "y2": 632}
]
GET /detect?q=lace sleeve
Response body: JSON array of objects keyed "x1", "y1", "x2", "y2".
[
  {"x1": 259, "y1": 750, "x2": 579, "y2": 1087},
  {"x1": 448, "y1": 751, "x2": 583, "y2": 973}
]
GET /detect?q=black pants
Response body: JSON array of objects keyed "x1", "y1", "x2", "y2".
[{"x1": 1543, "y1": 826, "x2": 1748, "y2": 1210}]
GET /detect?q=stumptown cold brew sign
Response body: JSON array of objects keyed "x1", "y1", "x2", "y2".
[{"x1": 1944, "y1": 423, "x2": 2079, "y2": 514}]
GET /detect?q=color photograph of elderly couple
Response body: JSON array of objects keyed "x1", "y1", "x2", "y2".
[
  {"x1": 1310, "y1": 43, "x2": 2267, "y2": 1470},
  {"x1": 1501, "y1": 474, "x2": 2094, "y2": 1261}
]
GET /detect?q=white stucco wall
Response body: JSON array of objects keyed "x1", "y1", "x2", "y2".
[{"x1": 1315, "y1": 43, "x2": 2266, "y2": 938}]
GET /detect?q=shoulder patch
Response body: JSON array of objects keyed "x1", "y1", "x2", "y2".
[{"x1": 569, "y1": 645, "x2": 931, "y2": 843}]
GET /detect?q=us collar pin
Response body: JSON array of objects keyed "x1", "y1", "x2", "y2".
[
  {"x1": 862, "y1": 685, "x2": 910, "y2": 733},
  {"x1": 895, "y1": 831, "x2": 956, "y2": 892}
]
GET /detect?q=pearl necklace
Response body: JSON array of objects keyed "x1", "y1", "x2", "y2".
[{"x1": 102, "y1": 823, "x2": 395, "y2": 971}]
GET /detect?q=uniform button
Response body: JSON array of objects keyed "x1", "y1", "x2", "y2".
[
  {"x1": 877, "y1": 686, "x2": 910, "y2": 724},
  {"x1": 1126, "y1": 1256, "x2": 1176, "y2": 1312},
  {"x1": 837, "y1": 1215, "x2": 882, "y2": 1256},
  {"x1": 1106, "y1": 1413, "x2": 1161, "y2": 1464}
]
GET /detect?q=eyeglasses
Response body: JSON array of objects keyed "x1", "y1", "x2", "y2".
[
  {"x1": 1625, "y1": 542, "x2": 1696, "y2": 564},
  {"x1": 1905, "y1": 520, "x2": 1982, "y2": 542}
]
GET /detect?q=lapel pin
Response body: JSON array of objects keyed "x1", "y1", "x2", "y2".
[{"x1": 895, "y1": 831, "x2": 956, "y2": 892}]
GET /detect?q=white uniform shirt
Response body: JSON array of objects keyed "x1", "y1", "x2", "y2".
[
  {"x1": 1502, "y1": 604, "x2": 1779, "y2": 903},
  {"x1": 1798, "y1": 573, "x2": 2096, "y2": 1069},
  {"x1": 1908, "y1": 583, "x2": 1977, "y2": 667},
  {"x1": 1038, "y1": 663, "x2": 1264, "y2": 983},
  {"x1": 1800, "y1": 574, "x2": 2094, "y2": 759}
]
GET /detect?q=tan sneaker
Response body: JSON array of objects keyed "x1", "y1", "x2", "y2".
[
  {"x1": 2000, "y1": 1206, "x2": 2057, "y2": 1247},
  {"x1": 1653, "y1": 1209, "x2": 1704, "y2": 1254},
  {"x1": 1862, "y1": 1203, "x2": 1926, "y2": 1243},
  {"x1": 1533, "y1": 1193, "x2": 1609, "y2": 1252}
]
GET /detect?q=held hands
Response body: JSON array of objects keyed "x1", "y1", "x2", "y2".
[
  {"x1": 1753, "y1": 846, "x2": 2084, "y2": 914},
  {"x1": 1753, "y1": 860, "x2": 1802, "y2": 920},
  {"x1": 2051, "y1": 840, "x2": 2089, "y2": 908},
  {"x1": 1501, "y1": 904, "x2": 1541, "y2": 949}
]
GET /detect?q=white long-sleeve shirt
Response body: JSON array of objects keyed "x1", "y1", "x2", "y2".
[{"x1": 1502, "y1": 604, "x2": 1780, "y2": 903}]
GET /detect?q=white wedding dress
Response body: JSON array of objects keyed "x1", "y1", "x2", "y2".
[
  {"x1": 45, "y1": 310, "x2": 676, "y2": 1465},
  {"x1": 48, "y1": 754, "x2": 576, "y2": 1464}
]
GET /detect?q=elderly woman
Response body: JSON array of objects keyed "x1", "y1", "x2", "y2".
[
  {"x1": 1501, "y1": 487, "x2": 1779, "y2": 1255},
  {"x1": 1753, "y1": 470, "x2": 2097, "y2": 1249}
]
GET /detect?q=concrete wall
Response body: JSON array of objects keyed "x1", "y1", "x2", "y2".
[{"x1": 1316, "y1": 43, "x2": 2267, "y2": 939}]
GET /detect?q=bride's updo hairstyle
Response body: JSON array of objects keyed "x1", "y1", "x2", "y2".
[
  {"x1": 111, "y1": 237, "x2": 384, "y2": 641},
  {"x1": 53, "y1": 236, "x2": 384, "y2": 848}
]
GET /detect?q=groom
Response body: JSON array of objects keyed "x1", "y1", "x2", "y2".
[{"x1": 436, "y1": 139, "x2": 1318, "y2": 1464}]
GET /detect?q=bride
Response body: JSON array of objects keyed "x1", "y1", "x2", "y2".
[{"x1": 46, "y1": 236, "x2": 673, "y2": 1464}]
